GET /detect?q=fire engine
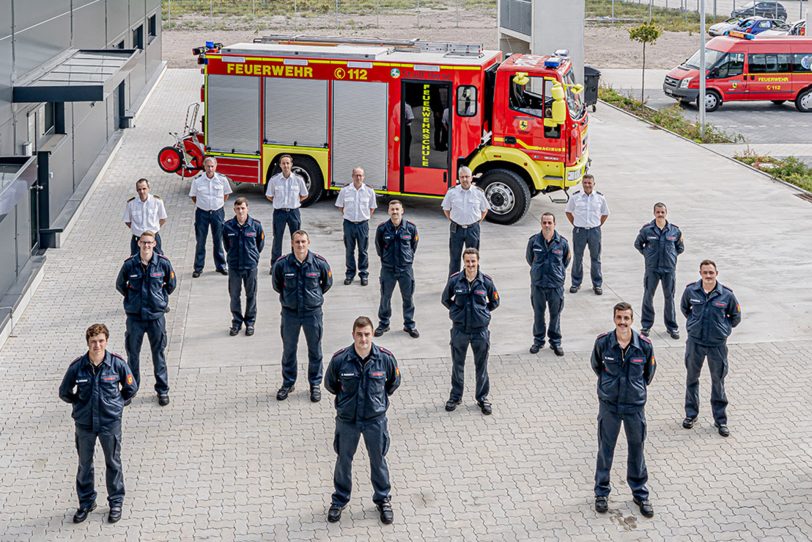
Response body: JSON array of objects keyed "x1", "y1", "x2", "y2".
[{"x1": 157, "y1": 35, "x2": 590, "y2": 224}]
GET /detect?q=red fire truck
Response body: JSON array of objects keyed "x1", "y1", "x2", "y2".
[{"x1": 158, "y1": 35, "x2": 590, "y2": 224}]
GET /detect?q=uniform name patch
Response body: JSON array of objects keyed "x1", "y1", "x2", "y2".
[
  {"x1": 631, "y1": 358, "x2": 644, "y2": 364},
  {"x1": 306, "y1": 272, "x2": 319, "y2": 277},
  {"x1": 150, "y1": 272, "x2": 163, "y2": 277},
  {"x1": 713, "y1": 301, "x2": 726, "y2": 307},
  {"x1": 340, "y1": 372, "x2": 357, "y2": 377},
  {"x1": 474, "y1": 289, "x2": 486, "y2": 295},
  {"x1": 371, "y1": 371, "x2": 385, "y2": 377}
]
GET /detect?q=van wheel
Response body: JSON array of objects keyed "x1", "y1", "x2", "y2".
[
  {"x1": 701, "y1": 90, "x2": 722, "y2": 112},
  {"x1": 795, "y1": 88, "x2": 812, "y2": 112},
  {"x1": 771, "y1": 100, "x2": 786, "y2": 105},
  {"x1": 478, "y1": 169, "x2": 531, "y2": 225}
]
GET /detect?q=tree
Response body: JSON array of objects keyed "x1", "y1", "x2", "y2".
[{"x1": 628, "y1": 22, "x2": 663, "y2": 103}]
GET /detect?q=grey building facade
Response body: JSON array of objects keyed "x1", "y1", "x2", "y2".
[{"x1": 0, "y1": 0, "x2": 164, "y2": 339}]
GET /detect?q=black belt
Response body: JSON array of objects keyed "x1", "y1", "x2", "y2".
[
  {"x1": 276, "y1": 207, "x2": 296, "y2": 212},
  {"x1": 344, "y1": 219, "x2": 368, "y2": 225},
  {"x1": 576, "y1": 225, "x2": 600, "y2": 230},
  {"x1": 453, "y1": 221, "x2": 476, "y2": 229},
  {"x1": 198, "y1": 207, "x2": 223, "y2": 213}
]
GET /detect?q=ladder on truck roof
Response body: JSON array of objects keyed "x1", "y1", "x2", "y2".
[{"x1": 252, "y1": 34, "x2": 483, "y2": 57}]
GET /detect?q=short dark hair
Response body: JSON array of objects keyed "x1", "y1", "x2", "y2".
[
  {"x1": 353, "y1": 316, "x2": 374, "y2": 333},
  {"x1": 613, "y1": 302, "x2": 634, "y2": 318},
  {"x1": 462, "y1": 247, "x2": 480, "y2": 260},
  {"x1": 279, "y1": 154, "x2": 293, "y2": 163},
  {"x1": 388, "y1": 199, "x2": 403, "y2": 208},
  {"x1": 699, "y1": 259, "x2": 717, "y2": 271},
  {"x1": 292, "y1": 230, "x2": 309, "y2": 241},
  {"x1": 541, "y1": 212, "x2": 556, "y2": 223},
  {"x1": 234, "y1": 196, "x2": 249, "y2": 207},
  {"x1": 582, "y1": 173, "x2": 595, "y2": 182},
  {"x1": 86, "y1": 323, "x2": 110, "y2": 343},
  {"x1": 653, "y1": 202, "x2": 667, "y2": 211},
  {"x1": 136, "y1": 178, "x2": 150, "y2": 188}
]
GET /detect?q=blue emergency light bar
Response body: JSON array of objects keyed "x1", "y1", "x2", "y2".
[
  {"x1": 544, "y1": 57, "x2": 561, "y2": 68},
  {"x1": 206, "y1": 41, "x2": 215, "y2": 48}
]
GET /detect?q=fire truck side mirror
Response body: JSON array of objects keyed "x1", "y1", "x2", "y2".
[{"x1": 550, "y1": 83, "x2": 566, "y2": 125}]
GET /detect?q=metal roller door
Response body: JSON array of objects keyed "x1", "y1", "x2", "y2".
[
  {"x1": 206, "y1": 74, "x2": 260, "y2": 154},
  {"x1": 331, "y1": 81, "x2": 387, "y2": 190},
  {"x1": 265, "y1": 78, "x2": 328, "y2": 147}
]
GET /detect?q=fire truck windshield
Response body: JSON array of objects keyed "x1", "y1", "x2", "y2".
[{"x1": 564, "y1": 70, "x2": 585, "y2": 120}]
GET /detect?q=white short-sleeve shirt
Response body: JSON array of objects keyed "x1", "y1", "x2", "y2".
[
  {"x1": 266, "y1": 172, "x2": 308, "y2": 210},
  {"x1": 564, "y1": 190, "x2": 609, "y2": 228},
  {"x1": 441, "y1": 185, "x2": 490, "y2": 226},
  {"x1": 123, "y1": 194, "x2": 167, "y2": 236},
  {"x1": 335, "y1": 183, "x2": 377, "y2": 222},
  {"x1": 189, "y1": 172, "x2": 232, "y2": 211}
]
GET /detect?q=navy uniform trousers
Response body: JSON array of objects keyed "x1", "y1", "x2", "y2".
[
  {"x1": 571, "y1": 226, "x2": 602, "y2": 288},
  {"x1": 228, "y1": 268, "x2": 258, "y2": 328},
  {"x1": 378, "y1": 268, "x2": 415, "y2": 330},
  {"x1": 194, "y1": 207, "x2": 226, "y2": 272},
  {"x1": 641, "y1": 270, "x2": 678, "y2": 332},
  {"x1": 332, "y1": 417, "x2": 391, "y2": 507},
  {"x1": 448, "y1": 222, "x2": 480, "y2": 276},
  {"x1": 684, "y1": 338, "x2": 729, "y2": 424},
  {"x1": 125, "y1": 315, "x2": 169, "y2": 394},
  {"x1": 531, "y1": 286, "x2": 564, "y2": 347},
  {"x1": 130, "y1": 232, "x2": 162, "y2": 256},
  {"x1": 343, "y1": 219, "x2": 370, "y2": 280},
  {"x1": 75, "y1": 422, "x2": 124, "y2": 508},
  {"x1": 449, "y1": 327, "x2": 490, "y2": 403},
  {"x1": 281, "y1": 308, "x2": 323, "y2": 388},
  {"x1": 595, "y1": 402, "x2": 649, "y2": 500},
  {"x1": 271, "y1": 208, "x2": 301, "y2": 264}
]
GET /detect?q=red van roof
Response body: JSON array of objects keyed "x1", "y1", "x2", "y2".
[{"x1": 707, "y1": 35, "x2": 812, "y2": 51}]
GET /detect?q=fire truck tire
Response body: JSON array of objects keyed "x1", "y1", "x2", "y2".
[
  {"x1": 293, "y1": 157, "x2": 323, "y2": 207},
  {"x1": 700, "y1": 90, "x2": 722, "y2": 113},
  {"x1": 158, "y1": 146, "x2": 183, "y2": 173},
  {"x1": 479, "y1": 169, "x2": 531, "y2": 225},
  {"x1": 796, "y1": 88, "x2": 812, "y2": 112}
]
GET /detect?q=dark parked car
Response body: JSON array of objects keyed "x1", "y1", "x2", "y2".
[{"x1": 731, "y1": 1, "x2": 787, "y2": 21}]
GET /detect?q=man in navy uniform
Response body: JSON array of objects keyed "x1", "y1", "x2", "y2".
[
  {"x1": 115, "y1": 230, "x2": 176, "y2": 406},
  {"x1": 223, "y1": 196, "x2": 265, "y2": 337},
  {"x1": 271, "y1": 230, "x2": 333, "y2": 402},
  {"x1": 526, "y1": 212, "x2": 571, "y2": 356},
  {"x1": 680, "y1": 260, "x2": 741, "y2": 437},
  {"x1": 441, "y1": 166, "x2": 489, "y2": 276},
  {"x1": 324, "y1": 316, "x2": 401, "y2": 525},
  {"x1": 634, "y1": 202, "x2": 684, "y2": 339},
  {"x1": 442, "y1": 248, "x2": 500, "y2": 415},
  {"x1": 59, "y1": 324, "x2": 138, "y2": 524},
  {"x1": 374, "y1": 199, "x2": 419, "y2": 338},
  {"x1": 565, "y1": 174, "x2": 609, "y2": 295},
  {"x1": 591, "y1": 302, "x2": 656, "y2": 518}
]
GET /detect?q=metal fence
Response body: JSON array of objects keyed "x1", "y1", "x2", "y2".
[
  {"x1": 596, "y1": 0, "x2": 807, "y2": 20},
  {"x1": 162, "y1": 0, "x2": 497, "y2": 30}
]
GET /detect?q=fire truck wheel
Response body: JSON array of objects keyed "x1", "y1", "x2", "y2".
[
  {"x1": 158, "y1": 146, "x2": 183, "y2": 173},
  {"x1": 796, "y1": 88, "x2": 812, "y2": 112},
  {"x1": 701, "y1": 90, "x2": 722, "y2": 113},
  {"x1": 293, "y1": 157, "x2": 323, "y2": 207},
  {"x1": 479, "y1": 169, "x2": 531, "y2": 225}
]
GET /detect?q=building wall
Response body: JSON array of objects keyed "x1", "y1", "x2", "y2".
[{"x1": 0, "y1": 0, "x2": 163, "y2": 317}]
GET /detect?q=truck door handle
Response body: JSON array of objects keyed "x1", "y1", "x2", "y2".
[{"x1": 504, "y1": 136, "x2": 516, "y2": 144}]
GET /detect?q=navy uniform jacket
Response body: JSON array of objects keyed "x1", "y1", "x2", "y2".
[
  {"x1": 59, "y1": 352, "x2": 138, "y2": 431},
  {"x1": 271, "y1": 251, "x2": 333, "y2": 312},
  {"x1": 634, "y1": 220, "x2": 685, "y2": 273},
  {"x1": 223, "y1": 215, "x2": 265, "y2": 270},
  {"x1": 324, "y1": 343, "x2": 401, "y2": 423},
  {"x1": 681, "y1": 280, "x2": 741, "y2": 346},
  {"x1": 591, "y1": 330, "x2": 656, "y2": 413},
  {"x1": 116, "y1": 253, "x2": 177, "y2": 320},
  {"x1": 442, "y1": 271, "x2": 500, "y2": 332},
  {"x1": 375, "y1": 219, "x2": 419, "y2": 272},
  {"x1": 526, "y1": 231, "x2": 571, "y2": 289}
]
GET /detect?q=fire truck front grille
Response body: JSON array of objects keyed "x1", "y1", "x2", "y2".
[{"x1": 664, "y1": 76, "x2": 679, "y2": 88}]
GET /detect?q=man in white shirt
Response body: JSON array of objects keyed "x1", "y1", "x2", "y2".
[
  {"x1": 441, "y1": 166, "x2": 490, "y2": 276},
  {"x1": 123, "y1": 178, "x2": 167, "y2": 255},
  {"x1": 335, "y1": 167, "x2": 377, "y2": 286},
  {"x1": 265, "y1": 154, "x2": 308, "y2": 268},
  {"x1": 189, "y1": 156, "x2": 232, "y2": 277},
  {"x1": 564, "y1": 174, "x2": 610, "y2": 295}
]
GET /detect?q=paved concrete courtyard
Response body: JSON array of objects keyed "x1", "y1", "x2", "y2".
[{"x1": 0, "y1": 69, "x2": 810, "y2": 541}]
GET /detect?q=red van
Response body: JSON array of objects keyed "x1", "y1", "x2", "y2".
[{"x1": 663, "y1": 33, "x2": 812, "y2": 112}]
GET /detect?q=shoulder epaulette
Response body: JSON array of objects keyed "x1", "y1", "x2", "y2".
[
  {"x1": 572, "y1": 190, "x2": 581, "y2": 195},
  {"x1": 378, "y1": 345, "x2": 394, "y2": 356},
  {"x1": 127, "y1": 196, "x2": 136, "y2": 202},
  {"x1": 449, "y1": 271, "x2": 461, "y2": 278},
  {"x1": 481, "y1": 273, "x2": 494, "y2": 281},
  {"x1": 157, "y1": 253, "x2": 170, "y2": 260},
  {"x1": 69, "y1": 355, "x2": 84, "y2": 367},
  {"x1": 275, "y1": 254, "x2": 287, "y2": 263},
  {"x1": 313, "y1": 253, "x2": 328, "y2": 262},
  {"x1": 153, "y1": 195, "x2": 161, "y2": 200},
  {"x1": 596, "y1": 331, "x2": 609, "y2": 339},
  {"x1": 332, "y1": 346, "x2": 351, "y2": 357},
  {"x1": 722, "y1": 285, "x2": 734, "y2": 293},
  {"x1": 639, "y1": 334, "x2": 652, "y2": 344},
  {"x1": 110, "y1": 352, "x2": 126, "y2": 361},
  {"x1": 596, "y1": 191, "x2": 604, "y2": 195}
]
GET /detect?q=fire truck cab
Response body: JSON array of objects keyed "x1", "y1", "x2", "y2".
[{"x1": 159, "y1": 36, "x2": 589, "y2": 224}]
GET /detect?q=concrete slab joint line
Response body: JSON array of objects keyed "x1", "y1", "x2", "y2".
[{"x1": 0, "y1": 68, "x2": 811, "y2": 539}]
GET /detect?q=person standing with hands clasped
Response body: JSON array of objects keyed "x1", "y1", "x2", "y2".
[
  {"x1": 591, "y1": 303, "x2": 656, "y2": 518},
  {"x1": 441, "y1": 166, "x2": 489, "y2": 276},
  {"x1": 189, "y1": 157, "x2": 231, "y2": 277},
  {"x1": 442, "y1": 248, "x2": 499, "y2": 415},
  {"x1": 336, "y1": 167, "x2": 377, "y2": 286},
  {"x1": 324, "y1": 316, "x2": 401, "y2": 525},
  {"x1": 634, "y1": 202, "x2": 684, "y2": 339},
  {"x1": 266, "y1": 154, "x2": 308, "y2": 269},
  {"x1": 222, "y1": 197, "x2": 265, "y2": 337},
  {"x1": 123, "y1": 178, "x2": 166, "y2": 255},
  {"x1": 526, "y1": 212, "x2": 571, "y2": 356},
  {"x1": 565, "y1": 174, "x2": 609, "y2": 295},
  {"x1": 680, "y1": 260, "x2": 741, "y2": 437},
  {"x1": 59, "y1": 324, "x2": 138, "y2": 524}
]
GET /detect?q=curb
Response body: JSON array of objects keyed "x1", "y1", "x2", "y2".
[{"x1": 597, "y1": 98, "x2": 812, "y2": 198}]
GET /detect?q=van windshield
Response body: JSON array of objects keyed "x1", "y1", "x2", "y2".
[{"x1": 682, "y1": 48, "x2": 725, "y2": 70}]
